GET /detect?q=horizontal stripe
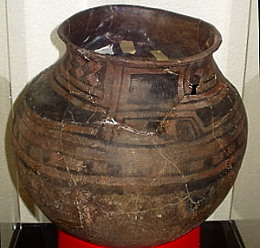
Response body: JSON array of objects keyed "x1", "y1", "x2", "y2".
[
  {"x1": 14, "y1": 121, "x2": 245, "y2": 186},
  {"x1": 19, "y1": 97, "x2": 246, "y2": 149},
  {"x1": 16, "y1": 152, "x2": 242, "y2": 196},
  {"x1": 14, "y1": 124, "x2": 245, "y2": 180}
]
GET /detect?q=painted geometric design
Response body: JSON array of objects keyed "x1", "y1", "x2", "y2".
[
  {"x1": 12, "y1": 49, "x2": 247, "y2": 248},
  {"x1": 10, "y1": 4, "x2": 249, "y2": 247},
  {"x1": 128, "y1": 74, "x2": 179, "y2": 105}
]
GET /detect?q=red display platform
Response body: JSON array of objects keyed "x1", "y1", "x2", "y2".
[{"x1": 58, "y1": 227, "x2": 200, "y2": 248}]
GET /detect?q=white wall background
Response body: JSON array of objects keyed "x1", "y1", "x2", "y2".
[
  {"x1": 0, "y1": 1, "x2": 20, "y2": 246},
  {"x1": 0, "y1": 0, "x2": 19, "y2": 224},
  {"x1": 231, "y1": 0, "x2": 260, "y2": 247},
  {"x1": 1, "y1": 0, "x2": 256, "y2": 238}
]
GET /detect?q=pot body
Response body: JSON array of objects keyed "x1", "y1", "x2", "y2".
[{"x1": 12, "y1": 5, "x2": 247, "y2": 248}]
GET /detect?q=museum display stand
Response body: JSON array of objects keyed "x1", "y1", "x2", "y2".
[{"x1": 8, "y1": 221, "x2": 245, "y2": 248}]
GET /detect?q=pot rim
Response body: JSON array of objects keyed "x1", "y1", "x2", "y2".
[{"x1": 58, "y1": 5, "x2": 222, "y2": 67}]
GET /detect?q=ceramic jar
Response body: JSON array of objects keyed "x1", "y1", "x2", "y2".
[{"x1": 12, "y1": 5, "x2": 247, "y2": 247}]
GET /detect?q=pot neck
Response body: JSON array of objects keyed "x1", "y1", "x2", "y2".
[{"x1": 58, "y1": 5, "x2": 222, "y2": 68}]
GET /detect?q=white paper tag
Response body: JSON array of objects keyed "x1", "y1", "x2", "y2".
[
  {"x1": 119, "y1": 40, "x2": 136, "y2": 54},
  {"x1": 150, "y1": 50, "x2": 169, "y2": 61}
]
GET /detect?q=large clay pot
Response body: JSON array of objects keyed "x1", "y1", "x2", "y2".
[{"x1": 12, "y1": 5, "x2": 247, "y2": 248}]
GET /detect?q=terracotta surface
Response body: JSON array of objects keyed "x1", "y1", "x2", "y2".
[{"x1": 12, "y1": 5, "x2": 247, "y2": 248}]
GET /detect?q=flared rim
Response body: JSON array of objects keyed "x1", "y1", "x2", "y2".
[{"x1": 58, "y1": 5, "x2": 222, "y2": 67}]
